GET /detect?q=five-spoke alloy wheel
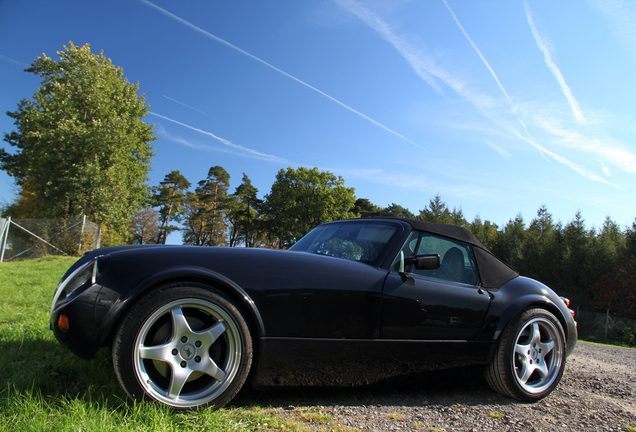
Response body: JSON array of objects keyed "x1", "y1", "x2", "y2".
[
  {"x1": 113, "y1": 283, "x2": 252, "y2": 409},
  {"x1": 486, "y1": 308, "x2": 566, "y2": 401}
]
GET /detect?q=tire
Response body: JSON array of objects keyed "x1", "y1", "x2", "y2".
[
  {"x1": 112, "y1": 282, "x2": 252, "y2": 410},
  {"x1": 485, "y1": 308, "x2": 566, "y2": 402}
]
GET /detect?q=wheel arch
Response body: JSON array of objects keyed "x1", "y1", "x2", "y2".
[{"x1": 100, "y1": 266, "x2": 265, "y2": 351}]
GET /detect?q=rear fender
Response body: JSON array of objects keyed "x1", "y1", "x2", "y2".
[{"x1": 482, "y1": 293, "x2": 575, "y2": 362}]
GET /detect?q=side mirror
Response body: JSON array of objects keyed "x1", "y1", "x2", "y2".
[{"x1": 404, "y1": 254, "x2": 440, "y2": 270}]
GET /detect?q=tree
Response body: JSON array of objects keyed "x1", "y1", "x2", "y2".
[
  {"x1": 130, "y1": 208, "x2": 160, "y2": 245},
  {"x1": 1, "y1": 42, "x2": 156, "y2": 234},
  {"x1": 232, "y1": 173, "x2": 264, "y2": 247},
  {"x1": 225, "y1": 195, "x2": 242, "y2": 247},
  {"x1": 152, "y1": 170, "x2": 191, "y2": 244},
  {"x1": 418, "y1": 194, "x2": 450, "y2": 223},
  {"x1": 417, "y1": 194, "x2": 468, "y2": 227},
  {"x1": 353, "y1": 198, "x2": 383, "y2": 218},
  {"x1": 595, "y1": 268, "x2": 636, "y2": 319},
  {"x1": 625, "y1": 218, "x2": 636, "y2": 268},
  {"x1": 181, "y1": 166, "x2": 230, "y2": 246},
  {"x1": 560, "y1": 211, "x2": 594, "y2": 304},
  {"x1": 523, "y1": 206, "x2": 563, "y2": 289},
  {"x1": 264, "y1": 167, "x2": 356, "y2": 248},
  {"x1": 181, "y1": 191, "x2": 213, "y2": 246},
  {"x1": 470, "y1": 215, "x2": 499, "y2": 250},
  {"x1": 382, "y1": 203, "x2": 415, "y2": 219},
  {"x1": 594, "y1": 216, "x2": 624, "y2": 272},
  {"x1": 492, "y1": 213, "x2": 526, "y2": 271}
]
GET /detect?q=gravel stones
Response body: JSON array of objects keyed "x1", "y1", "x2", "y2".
[{"x1": 235, "y1": 342, "x2": 636, "y2": 431}]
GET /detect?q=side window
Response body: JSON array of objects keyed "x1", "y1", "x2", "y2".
[{"x1": 392, "y1": 231, "x2": 480, "y2": 286}]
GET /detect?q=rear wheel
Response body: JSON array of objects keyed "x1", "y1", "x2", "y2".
[
  {"x1": 112, "y1": 283, "x2": 252, "y2": 409},
  {"x1": 485, "y1": 308, "x2": 565, "y2": 401}
]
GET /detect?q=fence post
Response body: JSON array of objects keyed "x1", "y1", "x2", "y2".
[
  {"x1": 78, "y1": 215, "x2": 86, "y2": 253},
  {"x1": 605, "y1": 309, "x2": 609, "y2": 339},
  {"x1": 95, "y1": 224, "x2": 102, "y2": 249},
  {"x1": 0, "y1": 216, "x2": 10, "y2": 263}
]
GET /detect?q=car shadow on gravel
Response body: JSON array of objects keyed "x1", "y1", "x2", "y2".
[{"x1": 231, "y1": 367, "x2": 518, "y2": 409}]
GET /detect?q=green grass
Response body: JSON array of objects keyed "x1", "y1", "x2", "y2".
[
  {"x1": 0, "y1": 256, "x2": 347, "y2": 432},
  {"x1": 577, "y1": 338, "x2": 636, "y2": 349}
]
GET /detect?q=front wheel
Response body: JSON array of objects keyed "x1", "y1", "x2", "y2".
[
  {"x1": 485, "y1": 308, "x2": 566, "y2": 401},
  {"x1": 112, "y1": 283, "x2": 252, "y2": 409}
]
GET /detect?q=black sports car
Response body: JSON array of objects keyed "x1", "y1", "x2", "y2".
[{"x1": 50, "y1": 218, "x2": 577, "y2": 409}]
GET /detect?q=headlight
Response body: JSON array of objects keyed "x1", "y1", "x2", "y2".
[{"x1": 50, "y1": 255, "x2": 109, "y2": 321}]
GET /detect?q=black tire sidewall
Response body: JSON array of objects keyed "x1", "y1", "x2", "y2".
[
  {"x1": 112, "y1": 282, "x2": 252, "y2": 409},
  {"x1": 501, "y1": 308, "x2": 566, "y2": 401}
]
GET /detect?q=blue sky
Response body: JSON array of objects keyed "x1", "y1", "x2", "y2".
[{"x1": 2, "y1": 0, "x2": 636, "y2": 240}]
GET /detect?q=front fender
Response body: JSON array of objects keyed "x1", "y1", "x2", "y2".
[{"x1": 97, "y1": 265, "x2": 265, "y2": 348}]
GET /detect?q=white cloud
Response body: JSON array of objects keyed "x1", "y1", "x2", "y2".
[
  {"x1": 528, "y1": 111, "x2": 636, "y2": 174},
  {"x1": 588, "y1": 0, "x2": 636, "y2": 61}
]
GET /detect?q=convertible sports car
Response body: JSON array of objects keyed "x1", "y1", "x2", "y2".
[{"x1": 50, "y1": 218, "x2": 577, "y2": 409}]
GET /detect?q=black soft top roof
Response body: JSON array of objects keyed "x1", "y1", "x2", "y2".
[
  {"x1": 345, "y1": 217, "x2": 519, "y2": 289},
  {"x1": 397, "y1": 218, "x2": 486, "y2": 248}
]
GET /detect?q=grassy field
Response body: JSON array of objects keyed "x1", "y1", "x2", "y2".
[
  {"x1": 0, "y1": 256, "x2": 347, "y2": 432},
  {"x1": 3, "y1": 256, "x2": 629, "y2": 431}
]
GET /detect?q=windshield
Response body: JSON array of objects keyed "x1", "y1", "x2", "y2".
[{"x1": 290, "y1": 222, "x2": 399, "y2": 265}]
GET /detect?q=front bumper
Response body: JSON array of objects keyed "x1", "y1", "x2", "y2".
[{"x1": 50, "y1": 256, "x2": 111, "y2": 359}]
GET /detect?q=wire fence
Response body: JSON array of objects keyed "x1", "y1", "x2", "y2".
[
  {"x1": 0, "y1": 216, "x2": 100, "y2": 262},
  {"x1": 576, "y1": 308, "x2": 636, "y2": 346}
]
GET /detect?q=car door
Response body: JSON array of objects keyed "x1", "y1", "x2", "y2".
[
  {"x1": 252, "y1": 221, "x2": 405, "y2": 339},
  {"x1": 380, "y1": 230, "x2": 491, "y2": 340}
]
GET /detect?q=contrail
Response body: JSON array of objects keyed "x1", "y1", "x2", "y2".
[
  {"x1": 163, "y1": 95, "x2": 218, "y2": 119},
  {"x1": 441, "y1": 0, "x2": 540, "y2": 151},
  {"x1": 340, "y1": 0, "x2": 545, "y2": 156},
  {"x1": 442, "y1": 1, "x2": 515, "y2": 110},
  {"x1": 524, "y1": 2, "x2": 585, "y2": 123},
  {"x1": 0, "y1": 54, "x2": 29, "y2": 68},
  {"x1": 139, "y1": 0, "x2": 428, "y2": 153},
  {"x1": 149, "y1": 112, "x2": 288, "y2": 163},
  {"x1": 440, "y1": 0, "x2": 616, "y2": 185},
  {"x1": 340, "y1": 0, "x2": 613, "y2": 185},
  {"x1": 334, "y1": 0, "x2": 443, "y2": 93}
]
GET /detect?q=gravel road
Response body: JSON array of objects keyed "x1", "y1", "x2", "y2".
[{"x1": 236, "y1": 342, "x2": 636, "y2": 431}]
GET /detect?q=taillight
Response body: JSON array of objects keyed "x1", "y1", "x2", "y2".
[
  {"x1": 560, "y1": 296, "x2": 570, "y2": 307},
  {"x1": 559, "y1": 296, "x2": 575, "y2": 319}
]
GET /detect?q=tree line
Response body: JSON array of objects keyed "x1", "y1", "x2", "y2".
[
  {"x1": 140, "y1": 166, "x2": 356, "y2": 249},
  {"x1": 2, "y1": 42, "x2": 635, "y2": 319},
  {"x1": 406, "y1": 197, "x2": 636, "y2": 320},
  {"x1": 139, "y1": 164, "x2": 636, "y2": 319}
]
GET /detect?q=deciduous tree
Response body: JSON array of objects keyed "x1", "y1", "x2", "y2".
[
  {"x1": 1, "y1": 42, "x2": 156, "y2": 234},
  {"x1": 130, "y1": 208, "x2": 160, "y2": 245},
  {"x1": 264, "y1": 167, "x2": 356, "y2": 248}
]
